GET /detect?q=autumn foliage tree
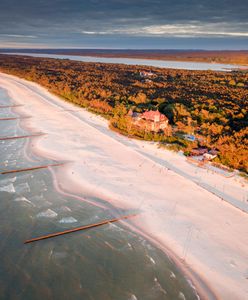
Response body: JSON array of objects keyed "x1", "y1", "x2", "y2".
[{"x1": 0, "y1": 54, "x2": 247, "y2": 172}]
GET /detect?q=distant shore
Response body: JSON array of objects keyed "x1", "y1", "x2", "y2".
[{"x1": 1, "y1": 48, "x2": 248, "y2": 66}]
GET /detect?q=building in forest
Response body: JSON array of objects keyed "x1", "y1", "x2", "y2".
[
  {"x1": 128, "y1": 110, "x2": 169, "y2": 132},
  {"x1": 139, "y1": 71, "x2": 155, "y2": 78}
]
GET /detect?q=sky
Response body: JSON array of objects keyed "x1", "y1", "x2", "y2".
[{"x1": 0, "y1": 0, "x2": 247, "y2": 49}]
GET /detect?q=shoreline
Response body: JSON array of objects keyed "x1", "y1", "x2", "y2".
[
  {"x1": 48, "y1": 165, "x2": 216, "y2": 300},
  {"x1": 1, "y1": 72, "x2": 248, "y2": 300},
  {"x1": 2, "y1": 53, "x2": 246, "y2": 71},
  {"x1": 2, "y1": 73, "x2": 213, "y2": 300},
  {"x1": 6, "y1": 83, "x2": 210, "y2": 300},
  {"x1": 1, "y1": 52, "x2": 248, "y2": 68},
  {"x1": 19, "y1": 132, "x2": 215, "y2": 300}
]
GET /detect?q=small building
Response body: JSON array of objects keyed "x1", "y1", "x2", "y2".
[
  {"x1": 129, "y1": 110, "x2": 169, "y2": 132},
  {"x1": 203, "y1": 153, "x2": 217, "y2": 161},
  {"x1": 190, "y1": 147, "x2": 208, "y2": 156},
  {"x1": 139, "y1": 71, "x2": 155, "y2": 78},
  {"x1": 203, "y1": 149, "x2": 218, "y2": 161},
  {"x1": 209, "y1": 149, "x2": 218, "y2": 156},
  {"x1": 184, "y1": 134, "x2": 196, "y2": 142}
]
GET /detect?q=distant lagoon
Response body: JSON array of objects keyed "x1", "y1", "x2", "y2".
[{"x1": 3, "y1": 52, "x2": 246, "y2": 71}]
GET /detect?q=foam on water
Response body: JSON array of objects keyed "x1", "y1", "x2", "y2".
[
  {"x1": 170, "y1": 271, "x2": 176, "y2": 279},
  {"x1": 31, "y1": 195, "x2": 52, "y2": 208},
  {"x1": 141, "y1": 240, "x2": 153, "y2": 250},
  {"x1": 147, "y1": 255, "x2": 156, "y2": 265},
  {"x1": 59, "y1": 206, "x2": 72, "y2": 212},
  {"x1": 37, "y1": 209, "x2": 58, "y2": 218},
  {"x1": 127, "y1": 242, "x2": 133, "y2": 250},
  {"x1": 51, "y1": 251, "x2": 67, "y2": 259},
  {"x1": 178, "y1": 291, "x2": 186, "y2": 300},
  {"x1": 15, "y1": 182, "x2": 30, "y2": 194},
  {"x1": 104, "y1": 241, "x2": 115, "y2": 250},
  {"x1": 107, "y1": 222, "x2": 125, "y2": 232},
  {"x1": 153, "y1": 277, "x2": 167, "y2": 295},
  {"x1": 0, "y1": 183, "x2": 15, "y2": 193},
  {"x1": 0, "y1": 176, "x2": 16, "y2": 185},
  {"x1": 30, "y1": 195, "x2": 45, "y2": 202},
  {"x1": 186, "y1": 279, "x2": 200, "y2": 300},
  {"x1": 59, "y1": 216, "x2": 77, "y2": 223},
  {"x1": 14, "y1": 196, "x2": 34, "y2": 206}
]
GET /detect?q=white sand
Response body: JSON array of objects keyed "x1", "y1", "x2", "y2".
[{"x1": 0, "y1": 72, "x2": 248, "y2": 300}]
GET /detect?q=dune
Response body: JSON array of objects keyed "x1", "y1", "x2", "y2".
[{"x1": 0, "y1": 72, "x2": 248, "y2": 300}]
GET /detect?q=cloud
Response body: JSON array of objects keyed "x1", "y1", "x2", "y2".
[
  {"x1": 81, "y1": 31, "x2": 110, "y2": 35},
  {"x1": 132, "y1": 23, "x2": 248, "y2": 37},
  {"x1": 80, "y1": 23, "x2": 248, "y2": 37},
  {"x1": 0, "y1": 0, "x2": 247, "y2": 48},
  {"x1": 0, "y1": 34, "x2": 37, "y2": 38}
]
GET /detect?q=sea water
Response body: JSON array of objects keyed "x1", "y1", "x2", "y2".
[{"x1": 0, "y1": 87, "x2": 199, "y2": 299}]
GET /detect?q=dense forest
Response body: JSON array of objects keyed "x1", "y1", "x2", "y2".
[{"x1": 0, "y1": 54, "x2": 247, "y2": 173}]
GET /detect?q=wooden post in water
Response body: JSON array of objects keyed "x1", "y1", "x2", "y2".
[
  {"x1": 0, "y1": 116, "x2": 31, "y2": 121},
  {"x1": 0, "y1": 133, "x2": 45, "y2": 141},
  {"x1": 0, "y1": 162, "x2": 63, "y2": 175},
  {"x1": 0, "y1": 105, "x2": 23, "y2": 108},
  {"x1": 24, "y1": 214, "x2": 137, "y2": 244}
]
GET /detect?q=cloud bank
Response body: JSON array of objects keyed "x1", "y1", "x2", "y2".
[{"x1": 0, "y1": 0, "x2": 247, "y2": 48}]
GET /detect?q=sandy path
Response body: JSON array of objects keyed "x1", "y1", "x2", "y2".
[{"x1": 0, "y1": 72, "x2": 248, "y2": 300}]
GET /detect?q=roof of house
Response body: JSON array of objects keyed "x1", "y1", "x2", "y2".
[
  {"x1": 140, "y1": 71, "x2": 154, "y2": 75},
  {"x1": 128, "y1": 109, "x2": 140, "y2": 118},
  {"x1": 141, "y1": 110, "x2": 167, "y2": 122},
  {"x1": 191, "y1": 147, "x2": 208, "y2": 155}
]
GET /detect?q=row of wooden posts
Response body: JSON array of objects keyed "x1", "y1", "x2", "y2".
[{"x1": 0, "y1": 103, "x2": 136, "y2": 244}]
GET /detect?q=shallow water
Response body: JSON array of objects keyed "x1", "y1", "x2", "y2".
[
  {"x1": 0, "y1": 87, "x2": 199, "y2": 299},
  {"x1": 3, "y1": 52, "x2": 245, "y2": 71}
]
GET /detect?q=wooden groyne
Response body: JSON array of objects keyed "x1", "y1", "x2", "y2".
[
  {"x1": 24, "y1": 214, "x2": 137, "y2": 244},
  {"x1": 0, "y1": 104, "x2": 23, "y2": 108},
  {"x1": 0, "y1": 133, "x2": 45, "y2": 141},
  {"x1": 0, "y1": 116, "x2": 31, "y2": 121},
  {"x1": 0, "y1": 162, "x2": 63, "y2": 175}
]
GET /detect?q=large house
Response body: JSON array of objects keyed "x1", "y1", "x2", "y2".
[{"x1": 128, "y1": 109, "x2": 169, "y2": 132}]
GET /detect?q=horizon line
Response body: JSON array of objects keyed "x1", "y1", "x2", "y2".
[{"x1": 1, "y1": 47, "x2": 248, "y2": 51}]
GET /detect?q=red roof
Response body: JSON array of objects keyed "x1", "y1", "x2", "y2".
[{"x1": 141, "y1": 110, "x2": 167, "y2": 122}]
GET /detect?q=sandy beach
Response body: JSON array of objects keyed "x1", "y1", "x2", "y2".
[{"x1": 0, "y1": 72, "x2": 248, "y2": 300}]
